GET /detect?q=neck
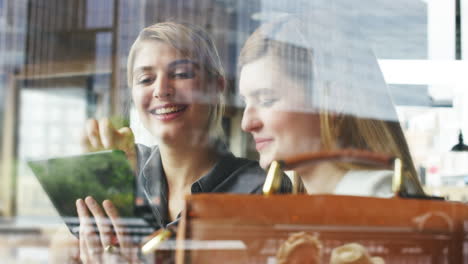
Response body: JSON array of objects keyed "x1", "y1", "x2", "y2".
[
  {"x1": 298, "y1": 162, "x2": 347, "y2": 194},
  {"x1": 159, "y1": 141, "x2": 219, "y2": 191}
]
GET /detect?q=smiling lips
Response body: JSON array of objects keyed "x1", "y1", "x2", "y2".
[
  {"x1": 150, "y1": 104, "x2": 188, "y2": 121},
  {"x1": 254, "y1": 138, "x2": 273, "y2": 151}
]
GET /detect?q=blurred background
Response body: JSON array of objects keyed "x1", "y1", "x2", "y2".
[{"x1": 1, "y1": 0, "x2": 468, "y2": 263}]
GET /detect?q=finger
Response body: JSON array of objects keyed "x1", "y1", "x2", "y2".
[
  {"x1": 79, "y1": 230, "x2": 89, "y2": 262},
  {"x1": 103, "y1": 200, "x2": 128, "y2": 248},
  {"x1": 117, "y1": 127, "x2": 135, "y2": 142},
  {"x1": 98, "y1": 118, "x2": 116, "y2": 149},
  {"x1": 80, "y1": 126, "x2": 93, "y2": 153},
  {"x1": 116, "y1": 127, "x2": 137, "y2": 172},
  {"x1": 116, "y1": 127, "x2": 135, "y2": 155},
  {"x1": 85, "y1": 196, "x2": 112, "y2": 248},
  {"x1": 86, "y1": 119, "x2": 103, "y2": 150},
  {"x1": 77, "y1": 199, "x2": 101, "y2": 260},
  {"x1": 103, "y1": 200, "x2": 137, "y2": 262},
  {"x1": 78, "y1": 199, "x2": 89, "y2": 262}
]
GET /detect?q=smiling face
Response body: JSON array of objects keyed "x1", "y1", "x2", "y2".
[
  {"x1": 131, "y1": 41, "x2": 214, "y2": 145},
  {"x1": 240, "y1": 55, "x2": 321, "y2": 168}
]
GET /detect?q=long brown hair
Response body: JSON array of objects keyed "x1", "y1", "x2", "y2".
[{"x1": 239, "y1": 17, "x2": 424, "y2": 195}]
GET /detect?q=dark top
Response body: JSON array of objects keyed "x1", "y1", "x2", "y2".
[{"x1": 135, "y1": 144, "x2": 291, "y2": 228}]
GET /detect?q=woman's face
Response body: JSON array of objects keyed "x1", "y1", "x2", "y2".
[
  {"x1": 240, "y1": 56, "x2": 321, "y2": 168},
  {"x1": 131, "y1": 41, "x2": 214, "y2": 145}
]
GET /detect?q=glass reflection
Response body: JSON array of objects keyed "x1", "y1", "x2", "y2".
[{"x1": 238, "y1": 15, "x2": 424, "y2": 196}]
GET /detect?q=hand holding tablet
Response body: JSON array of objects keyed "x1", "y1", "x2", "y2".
[{"x1": 28, "y1": 150, "x2": 154, "y2": 239}]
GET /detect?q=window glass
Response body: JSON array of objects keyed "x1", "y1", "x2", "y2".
[{"x1": 1, "y1": 0, "x2": 467, "y2": 263}]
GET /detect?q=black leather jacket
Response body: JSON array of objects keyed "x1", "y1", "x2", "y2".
[{"x1": 135, "y1": 143, "x2": 291, "y2": 228}]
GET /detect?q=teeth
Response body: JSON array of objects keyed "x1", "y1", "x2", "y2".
[{"x1": 155, "y1": 106, "x2": 185, "y2": 115}]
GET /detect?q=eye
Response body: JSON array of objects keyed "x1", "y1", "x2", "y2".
[
  {"x1": 170, "y1": 69, "x2": 195, "y2": 79},
  {"x1": 136, "y1": 75, "x2": 155, "y2": 85},
  {"x1": 259, "y1": 98, "x2": 278, "y2": 107}
]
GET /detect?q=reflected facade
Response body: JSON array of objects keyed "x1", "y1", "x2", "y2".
[{"x1": 1, "y1": 0, "x2": 468, "y2": 263}]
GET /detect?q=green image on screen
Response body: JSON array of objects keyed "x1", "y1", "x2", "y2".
[{"x1": 29, "y1": 150, "x2": 135, "y2": 218}]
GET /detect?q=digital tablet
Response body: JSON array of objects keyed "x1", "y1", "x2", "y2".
[{"x1": 28, "y1": 150, "x2": 154, "y2": 239}]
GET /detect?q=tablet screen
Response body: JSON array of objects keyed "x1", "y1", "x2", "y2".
[{"x1": 28, "y1": 150, "x2": 136, "y2": 219}]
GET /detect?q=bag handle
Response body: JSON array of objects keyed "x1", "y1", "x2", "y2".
[{"x1": 262, "y1": 149, "x2": 408, "y2": 196}]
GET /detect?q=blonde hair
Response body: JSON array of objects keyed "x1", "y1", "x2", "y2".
[
  {"x1": 239, "y1": 17, "x2": 424, "y2": 195},
  {"x1": 127, "y1": 22, "x2": 225, "y2": 139}
]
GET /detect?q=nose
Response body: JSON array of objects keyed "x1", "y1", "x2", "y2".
[
  {"x1": 152, "y1": 74, "x2": 173, "y2": 99},
  {"x1": 241, "y1": 105, "x2": 263, "y2": 133}
]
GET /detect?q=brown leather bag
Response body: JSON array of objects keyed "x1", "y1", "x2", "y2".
[
  {"x1": 146, "y1": 150, "x2": 467, "y2": 263},
  {"x1": 176, "y1": 194, "x2": 466, "y2": 263}
]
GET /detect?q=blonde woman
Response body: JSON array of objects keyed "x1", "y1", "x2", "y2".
[
  {"x1": 59, "y1": 22, "x2": 290, "y2": 263},
  {"x1": 239, "y1": 15, "x2": 424, "y2": 197}
]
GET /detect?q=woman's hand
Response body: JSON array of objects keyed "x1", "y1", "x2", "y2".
[
  {"x1": 81, "y1": 118, "x2": 137, "y2": 172},
  {"x1": 76, "y1": 196, "x2": 139, "y2": 264}
]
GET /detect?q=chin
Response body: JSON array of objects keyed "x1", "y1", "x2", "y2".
[
  {"x1": 259, "y1": 156, "x2": 272, "y2": 169},
  {"x1": 151, "y1": 128, "x2": 176, "y2": 142},
  {"x1": 161, "y1": 132, "x2": 183, "y2": 144}
]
